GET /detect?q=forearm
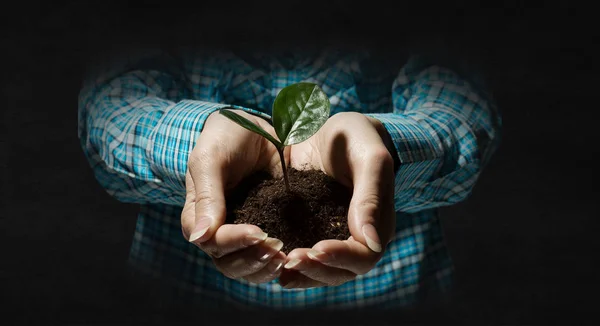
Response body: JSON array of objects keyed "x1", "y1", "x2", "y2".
[
  {"x1": 366, "y1": 56, "x2": 501, "y2": 213},
  {"x1": 79, "y1": 49, "x2": 273, "y2": 206},
  {"x1": 79, "y1": 70, "x2": 219, "y2": 205}
]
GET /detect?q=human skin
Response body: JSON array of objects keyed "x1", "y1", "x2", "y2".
[{"x1": 182, "y1": 110, "x2": 395, "y2": 288}]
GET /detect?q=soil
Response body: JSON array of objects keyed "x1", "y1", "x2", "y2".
[{"x1": 225, "y1": 168, "x2": 352, "y2": 254}]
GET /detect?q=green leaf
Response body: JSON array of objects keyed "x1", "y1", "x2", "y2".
[
  {"x1": 272, "y1": 82, "x2": 330, "y2": 146},
  {"x1": 219, "y1": 109, "x2": 283, "y2": 149}
]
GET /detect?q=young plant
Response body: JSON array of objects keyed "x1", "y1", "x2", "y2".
[{"x1": 219, "y1": 82, "x2": 330, "y2": 193}]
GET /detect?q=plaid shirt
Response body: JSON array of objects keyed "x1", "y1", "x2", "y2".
[{"x1": 78, "y1": 46, "x2": 500, "y2": 309}]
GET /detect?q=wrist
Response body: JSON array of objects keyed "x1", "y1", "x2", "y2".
[{"x1": 367, "y1": 116, "x2": 400, "y2": 174}]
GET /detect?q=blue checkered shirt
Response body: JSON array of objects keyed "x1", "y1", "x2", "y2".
[{"x1": 78, "y1": 46, "x2": 501, "y2": 309}]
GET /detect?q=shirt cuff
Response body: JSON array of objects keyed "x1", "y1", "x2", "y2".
[
  {"x1": 365, "y1": 113, "x2": 448, "y2": 210},
  {"x1": 365, "y1": 113, "x2": 443, "y2": 165}
]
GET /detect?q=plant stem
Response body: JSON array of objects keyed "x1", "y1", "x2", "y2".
[{"x1": 277, "y1": 147, "x2": 291, "y2": 193}]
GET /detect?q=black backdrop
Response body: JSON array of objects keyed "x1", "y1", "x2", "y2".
[{"x1": 2, "y1": 1, "x2": 599, "y2": 324}]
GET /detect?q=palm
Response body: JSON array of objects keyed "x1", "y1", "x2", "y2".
[
  {"x1": 288, "y1": 137, "x2": 320, "y2": 172},
  {"x1": 209, "y1": 113, "x2": 282, "y2": 191},
  {"x1": 184, "y1": 110, "x2": 289, "y2": 285},
  {"x1": 288, "y1": 123, "x2": 353, "y2": 188},
  {"x1": 278, "y1": 112, "x2": 396, "y2": 289}
]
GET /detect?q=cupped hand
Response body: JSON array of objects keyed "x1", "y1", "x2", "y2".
[
  {"x1": 279, "y1": 112, "x2": 396, "y2": 289},
  {"x1": 181, "y1": 109, "x2": 289, "y2": 284}
]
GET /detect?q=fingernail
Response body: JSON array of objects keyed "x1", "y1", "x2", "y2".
[
  {"x1": 267, "y1": 238, "x2": 284, "y2": 251},
  {"x1": 283, "y1": 280, "x2": 298, "y2": 289},
  {"x1": 244, "y1": 231, "x2": 268, "y2": 246},
  {"x1": 362, "y1": 224, "x2": 382, "y2": 253},
  {"x1": 189, "y1": 217, "x2": 213, "y2": 243},
  {"x1": 258, "y1": 238, "x2": 284, "y2": 261},
  {"x1": 307, "y1": 249, "x2": 330, "y2": 262},
  {"x1": 267, "y1": 258, "x2": 285, "y2": 274},
  {"x1": 284, "y1": 258, "x2": 302, "y2": 270}
]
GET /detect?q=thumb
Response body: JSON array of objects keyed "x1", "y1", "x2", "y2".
[
  {"x1": 187, "y1": 156, "x2": 227, "y2": 245},
  {"x1": 348, "y1": 174, "x2": 383, "y2": 253},
  {"x1": 347, "y1": 150, "x2": 394, "y2": 253}
]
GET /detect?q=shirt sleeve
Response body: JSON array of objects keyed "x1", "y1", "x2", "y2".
[
  {"x1": 366, "y1": 53, "x2": 502, "y2": 213},
  {"x1": 78, "y1": 48, "x2": 266, "y2": 206}
]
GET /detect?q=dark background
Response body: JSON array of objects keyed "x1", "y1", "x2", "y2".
[{"x1": 2, "y1": 1, "x2": 599, "y2": 324}]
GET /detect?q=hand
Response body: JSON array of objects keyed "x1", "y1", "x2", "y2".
[
  {"x1": 279, "y1": 112, "x2": 396, "y2": 288},
  {"x1": 181, "y1": 109, "x2": 288, "y2": 284}
]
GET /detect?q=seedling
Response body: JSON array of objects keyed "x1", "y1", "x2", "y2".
[{"x1": 219, "y1": 82, "x2": 330, "y2": 193}]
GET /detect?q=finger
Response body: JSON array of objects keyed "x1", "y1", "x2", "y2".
[
  {"x1": 181, "y1": 170, "x2": 198, "y2": 240},
  {"x1": 187, "y1": 147, "x2": 228, "y2": 245},
  {"x1": 347, "y1": 146, "x2": 395, "y2": 254},
  {"x1": 304, "y1": 239, "x2": 380, "y2": 275},
  {"x1": 242, "y1": 251, "x2": 286, "y2": 284},
  {"x1": 214, "y1": 237, "x2": 284, "y2": 278},
  {"x1": 282, "y1": 249, "x2": 356, "y2": 286},
  {"x1": 278, "y1": 270, "x2": 328, "y2": 289},
  {"x1": 197, "y1": 224, "x2": 268, "y2": 258}
]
